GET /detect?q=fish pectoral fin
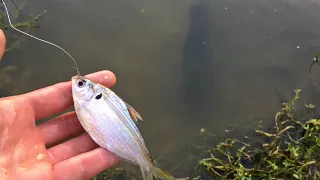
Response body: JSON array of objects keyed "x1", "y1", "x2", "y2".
[{"x1": 125, "y1": 102, "x2": 143, "y2": 122}]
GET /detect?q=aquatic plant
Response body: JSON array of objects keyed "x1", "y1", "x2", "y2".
[
  {"x1": 0, "y1": 0, "x2": 45, "y2": 94},
  {"x1": 194, "y1": 89, "x2": 320, "y2": 179},
  {"x1": 0, "y1": 0, "x2": 46, "y2": 52}
]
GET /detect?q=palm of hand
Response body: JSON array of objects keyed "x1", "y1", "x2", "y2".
[{"x1": 0, "y1": 97, "x2": 52, "y2": 179}]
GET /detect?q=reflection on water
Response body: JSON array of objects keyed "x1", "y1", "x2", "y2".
[
  {"x1": 1, "y1": 0, "x2": 320, "y2": 178},
  {"x1": 180, "y1": 0, "x2": 214, "y2": 125}
]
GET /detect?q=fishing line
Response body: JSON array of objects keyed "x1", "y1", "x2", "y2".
[{"x1": 0, "y1": 0, "x2": 81, "y2": 75}]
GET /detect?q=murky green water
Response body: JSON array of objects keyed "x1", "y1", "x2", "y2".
[{"x1": 1, "y1": 0, "x2": 320, "y2": 178}]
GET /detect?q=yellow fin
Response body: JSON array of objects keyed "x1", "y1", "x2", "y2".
[{"x1": 126, "y1": 102, "x2": 143, "y2": 122}]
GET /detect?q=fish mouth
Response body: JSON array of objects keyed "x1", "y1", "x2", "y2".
[
  {"x1": 71, "y1": 75, "x2": 87, "y2": 84},
  {"x1": 71, "y1": 75, "x2": 81, "y2": 81},
  {"x1": 71, "y1": 76, "x2": 79, "y2": 86}
]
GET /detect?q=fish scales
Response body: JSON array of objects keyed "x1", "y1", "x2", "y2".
[
  {"x1": 104, "y1": 94, "x2": 150, "y2": 165},
  {"x1": 75, "y1": 84, "x2": 150, "y2": 167},
  {"x1": 96, "y1": 85, "x2": 149, "y2": 162},
  {"x1": 105, "y1": 90, "x2": 149, "y2": 154},
  {"x1": 76, "y1": 93, "x2": 142, "y2": 164}
]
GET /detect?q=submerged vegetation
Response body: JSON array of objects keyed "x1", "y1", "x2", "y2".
[
  {"x1": 193, "y1": 89, "x2": 320, "y2": 179},
  {"x1": 0, "y1": 0, "x2": 46, "y2": 52},
  {"x1": 0, "y1": 0, "x2": 45, "y2": 93}
]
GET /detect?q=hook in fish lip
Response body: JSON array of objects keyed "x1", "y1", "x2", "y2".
[{"x1": 71, "y1": 75, "x2": 85, "y2": 81}]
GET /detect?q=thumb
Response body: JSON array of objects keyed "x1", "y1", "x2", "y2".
[{"x1": 0, "y1": 29, "x2": 6, "y2": 61}]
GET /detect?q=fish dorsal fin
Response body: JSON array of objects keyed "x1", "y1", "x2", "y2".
[{"x1": 125, "y1": 102, "x2": 143, "y2": 122}]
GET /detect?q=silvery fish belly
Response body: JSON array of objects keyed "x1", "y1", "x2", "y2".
[{"x1": 71, "y1": 75, "x2": 176, "y2": 180}]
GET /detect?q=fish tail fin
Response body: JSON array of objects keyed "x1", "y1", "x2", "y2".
[
  {"x1": 140, "y1": 167, "x2": 153, "y2": 180},
  {"x1": 150, "y1": 160, "x2": 176, "y2": 180},
  {"x1": 140, "y1": 160, "x2": 176, "y2": 180}
]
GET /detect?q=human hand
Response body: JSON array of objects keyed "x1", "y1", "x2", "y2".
[{"x1": 0, "y1": 29, "x2": 120, "y2": 180}]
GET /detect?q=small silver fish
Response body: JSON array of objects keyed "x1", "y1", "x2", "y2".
[{"x1": 71, "y1": 75, "x2": 176, "y2": 180}]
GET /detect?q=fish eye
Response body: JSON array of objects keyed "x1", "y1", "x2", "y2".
[{"x1": 77, "y1": 79, "x2": 86, "y2": 87}]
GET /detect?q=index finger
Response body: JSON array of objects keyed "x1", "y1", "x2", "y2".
[
  {"x1": 0, "y1": 29, "x2": 6, "y2": 60},
  {"x1": 53, "y1": 148, "x2": 120, "y2": 180},
  {"x1": 24, "y1": 70, "x2": 116, "y2": 120}
]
